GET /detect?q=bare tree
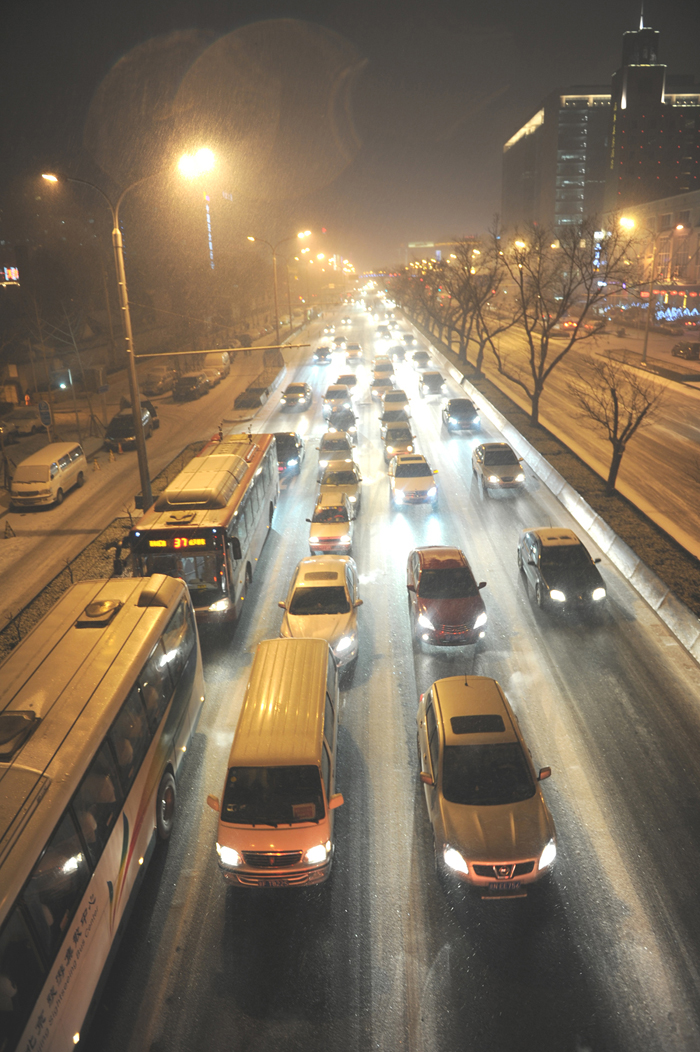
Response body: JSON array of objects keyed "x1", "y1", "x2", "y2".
[
  {"x1": 487, "y1": 219, "x2": 638, "y2": 424},
  {"x1": 568, "y1": 350, "x2": 664, "y2": 495}
]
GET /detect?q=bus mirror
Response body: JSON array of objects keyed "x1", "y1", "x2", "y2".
[
  {"x1": 231, "y1": 538, "x2": 242, "y2": 561},
  {"x1": 329, "y1": 793, "x2": 344, "y2": 809},
  {"x1": 206, "y1": 794, "x2": 220, "y2": 812}
]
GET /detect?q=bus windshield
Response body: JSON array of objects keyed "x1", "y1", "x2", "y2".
[
  {"x1": 146, "y1": 552, "x2": 225, "y2": 606},
  {"x1": 222, "y1": 765, "x2": 325, "y2": 826}
]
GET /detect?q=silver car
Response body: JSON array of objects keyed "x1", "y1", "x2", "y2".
[
  {"x1": 279, "y1": 555, "x2": 363, "y2": 669},
  {"x1": 318, "y1": 460, "x2": 363, "y2": 515}
]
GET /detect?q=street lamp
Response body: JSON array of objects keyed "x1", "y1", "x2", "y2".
[{"x1": 246, "y1": 231, "x2": 311, "y2": 345}]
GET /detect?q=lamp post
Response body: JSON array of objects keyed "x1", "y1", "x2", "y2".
[
  {"x1": 247, "y1": 231, "x2": 310, "y2": 346},
  {"x1": 641, "y1": 235, "x2": 658, "y2": 367}
]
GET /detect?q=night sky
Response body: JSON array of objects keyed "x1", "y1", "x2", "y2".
[{"x1": 2, "y1": 0, "x2": 700, "y2": 268}]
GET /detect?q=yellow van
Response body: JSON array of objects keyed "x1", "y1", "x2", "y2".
[
  {"x1": 10, "y1": 442, "x2": 87, "y2": 508},
  {"x1": 207, "y1": 638, "x2": 344, "y2": 887}
]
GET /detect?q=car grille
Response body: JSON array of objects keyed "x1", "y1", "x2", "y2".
[
  {"x1": 243, "y1": 851, "x2": 303, "y2": 868},
  {"x1": 473, "y1": 861, "x2": 535, "y2": 878},
  {"x1": 15, "y1": 490, "x2": 42, "y2": 497},
  {"x1": 437, "y1": 624, "x2": 470, "y2": 637}
]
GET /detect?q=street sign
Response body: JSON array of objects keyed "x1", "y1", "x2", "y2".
[{"x1": 38, "y1": 400, "x2": 52, "y2": 427}]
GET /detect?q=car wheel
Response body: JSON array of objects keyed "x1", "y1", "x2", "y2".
[
  {"x1": 76, "y1": 471, "x2": 85, "y2": 488},
  {"x1": 156, "y1": 771, "x2": 176, "y2": 841},
  {"x1": 535, "y1": 582, "x2": 545, "y2": 609},
  {"x1": 517, "y1": 547, "x2": 523, "y2": 571},
  {"x1": 55, "y1": 489, "x2": 64, "y2": 506},
  {"x1": 146, "y1": 425, "x2": 153, "y2": 439}
]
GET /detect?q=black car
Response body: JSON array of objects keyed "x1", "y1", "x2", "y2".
[
  {"x1": 671, "y1": 342, "x2": 700, "y2": 360},
  {"x1": 442, "y1": 398, "x2": 480, "y2": 430},
  {"x1": 173, "y1": 372, "x2": 210, "y2": 401},
  {"x1": 517, "y1": 528, "x2": 606, "y2": 611},
  {"x1": 327, "y1": 407, "x2": 358, "y2": 444},
  {"x1": 418, "y1": 371, "x2": 445, "y2": 397},
  {"x1": 412, "y1": 350, "x2": 431, "y2": 369},
  {"x1": 389, "y1": 344, "x2": 407, "y2": 361},
  {"x1": 313, "y1": 346, "x2": 333, "y2": 364},
  {"x1": 104, "y1": 407, "x2": 155, "y2": 451},
  {"x1": 274, "y1": 432, "x2": 305, "y2": 475},
  {"x1": 402, "y1": 333, "x2": 418, "y2": 348},
  {"x1": 280, "y1": 382, "x2": 312, "y2": 409}
]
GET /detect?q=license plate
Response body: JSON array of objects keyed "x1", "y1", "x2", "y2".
[
  {"x1": 257, "y1": 878, "x2": 289, "y2": 887},
  {"x1": 489, "y1": 881, "x2": 521, "y2": 892}
]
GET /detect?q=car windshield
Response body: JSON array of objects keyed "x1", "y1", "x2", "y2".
[
  {"x1": 222, "y1": 765, "x2": 325, "y2": 826},
  {"x1": 483, "y1": 449, "x2": 519, "y2": 466},
  {"x1": 289, "y1": 585, "x2": 350, "y2": 615},
  {"x1": 442, "y1": 743, "x2": 535, "y2": 806},
  {"x1": 372, "y1": 379, "x2": 392, "y2": 388},
  {"x1": 395, "y1": 462, "x2": 432, "y2": 478},
  {"x1": 108, "y1": 416, "x2": 138, "y2": 435},
  {"x1": 146, "y1": 551, "x2": 223, "y2": 607},
  {"x1": 322, "y1": 470, "x2": 358, "y2": 485},
  {"x1": 13, "y1": 464, "x2": 49, "y2": 483},
  {"x1": 321, "y1": 439, "x2": 350, "y2": 452},
  {"x1": 540, "y1": 545, "x2": 591, "y2": 570},
  {"x1": 313, "y1": 506, "x2": 348, "y2": 523},
  {"x1": 418, "y1": 567, "x2": 479, "y2": 598},
  {"x1": 326, "y1": 388, "x2": 347, "y2": 398},
  {"x1": 286, "y1": 385, "x2": 306, "y2": 395},
  {"x1": 449, "y1": 401, "x2": 475, "y2": 414},
  {"x1": 337, "y1": 376, "x2": 355, "y2": 385},
  {"x1": 329, "y1": 413, "x2": 355, "y2": 427},
  {"x1": 386, "y1": 429, "x2": 412, "y2": 444}
]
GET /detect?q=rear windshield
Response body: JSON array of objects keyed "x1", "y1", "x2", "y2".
[
  {"x1": 313, "y1": 506, "x2": 349, "y2": 523},
  {"x1": 395, "y1": 462, "x2": 432, "y2": 478},
  {"x1": 372, "y1": 379, "x2": 392, "y2": 388},
  {"x1": 418, "y1": 567, "x2": 479, "y2": 599},
  {"x1": 382, "y1": 410, "x2": 409, "y2": 423},
  {"x1": 275, "y1": 435, "x2": 297, "y2": 453},
  {"x1": 222, "y1": 765, "x2": 325, "y2": 826},
  {"x1": 289, "y1": 585, "x2": 350, "y2": 616},
  {"x1": 384, "y1": 392, "x2": 406, "y2": 402},
  {"x1": 442, "y1": 743, "x2": 535, "y2": 806},
  {"x1": 483, "y1": 449, "x2": 519, "y2": 466},
  {"x1": 177, "y1": 377, "x2": 199, "y2": 388},
  {"x1": 322, "y1": 470, "x2": 358, "y2": 486}
]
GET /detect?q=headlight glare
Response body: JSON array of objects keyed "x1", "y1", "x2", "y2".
[
  {"x1": 418, "y1": 613, "x2": 434, "y2": 629},
  {"x1": 538, "y1": 839, "x2": 557, "y2": 870},
  {"x1": 473, "y1": 612, "x2": 487, "y2": 629},
  {"x1": 305, "y1": 844, "x2": 328, "y2": 865},
  {"x1": 515, "y1": 473, "x2": 525, "y2": 482},
  {"x1": 488, "y1": 475, "x2": 500, "y2": 483},
  {"x1": 335, "y1": 635, "x2": 353, "y2": 653},
  {"x1": 550, "y1": 589, "x2": 566, "y2": 602},
  {"x1": 217, "y1": 844, "x2": 241, "y2": 867},
  {"x1": 427, "y1": 487, "x2": 437, "y2": 497},
  {"x1": 592, "y1": 587, "x2": 606, "y2": 601},
  {"x1": 443, "y1": 847, "x2": 469, "y2": 875}
]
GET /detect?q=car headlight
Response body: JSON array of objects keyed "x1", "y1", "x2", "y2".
[
  {"x1": 393, "y1": 490, "x2": 404, "y2": 503},
  {"x1": 335, "y1": 635, "x2": 353, "y2": 653},
  {"x1": 427, "y1": 487, "x2": 437, "y2": 497},
  {"x1": 216, "y1": 843, "x2": 241, "y2": 867},
  {"x1": 348, "y1": 494, "x2": 357, "y2": 502},
  {"x1": 305, "y1": 843, "x2": 329, "y2": 865},
  {"x1": 474, "y1": 415, "x2": 480, "y2": 423},
  {"x1": 538, "y1": 838, "x2": 556, "y2": 871},
  {"x1": 473, "y1": 612, "x2": 487, "y2": 629},
  {"x1": 280, "y1": 397, "x2": 287, "y2": 403},
  {"x1": 287, "y1": 458, "x2": 298, "y2": 466},
  {"x1": 550, "y1": 589, "x2": 566, "y2": 602},
  {"x1": 443, "y1": 847, "x2": 469, "y2": 876},
  {"x1": 592, "y1": 587, "x2": 606, "y2": 601},
  {"x1": 209, "y1": 599, "x2": 230, "y2": 612},
  {"x1": 488, "y1": 475, "x2": 501, "y2": 483},
  {"x1": 320, "y1": 459, "x2": 328, "y2": 467},
  {"x1": 386, "y1": 446, "x2": 394, "y2": 454},
  {"x1": 407, "y1": 445, "x2": 413, "y2": 452},
  {"x1": 515, "y1": 472, "x2": 525, "y2": 482},
  {"x1": 349, "y1": 426, "x2": 357, "y2": 434},
  {"x1": 340, "y1": 534, "x2": 351, "y2": 544},
  {"x1": 344, "y1": 402, "x2": 351, "y2": 408},
  {"x1": 418, "y1": 613, "x2": 434, "y2": 630}
]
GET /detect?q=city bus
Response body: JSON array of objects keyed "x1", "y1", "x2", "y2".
[
  {"x1": 0, "y1": 574, "x2": 205, "y2": 1052},
  {"x1": 128, "y1": 433, "x2": 279, "y2": 625}
]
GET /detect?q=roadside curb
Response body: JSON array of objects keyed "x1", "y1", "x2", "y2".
[{"x1": 429, "y1": 343, "x2": 700, "y2": 664}]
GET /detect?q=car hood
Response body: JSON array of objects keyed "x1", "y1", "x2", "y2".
[
  {"x1": 309, "y1": 522, "x2": 349, "y2": 539},
  {"x1": 281, "y1": 610, "x2": 356, "y2": 646},
  {"x1": 441, "y1": 792, "x2": 553, "y2": 863},
  {"x1": 482, "y1": 461, "x2": 520, "y2": 475},
  {"x1": 542, "y1": 564, "x2": 603, "y2": 594},
  {"x1": 417, "y1": 595, "x2": 484, "y2": 627}
]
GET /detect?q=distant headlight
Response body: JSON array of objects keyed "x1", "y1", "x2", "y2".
[
  {"x1": 515, "y1": 472, "x2": 525, "y2": 482},
  {"x1": 386, "y1": 445, "x2": 394, "y2": 454},
  {"x1": 349, "y1": 426, "x2": 357, "y2": 433},
  {"x1": 538, "y1": 839, "x2": 557, "y2": 871},
  {"x1": 443, "y1": 847, "x2": 469, "y2": 876},
  {"x1": 209, "y1": 599, "x2": 230, "y2": 612},
  {"x1": 427, "y1": 486, "x2": 437, "y2": 497},
  {"x1": 418, "y1": 613, "x2": 434, "y2": 629},
  {"x1": 393, "y1": 490, "x2": 404, "y2": 503},
  {"x1": 592, "y1": 587, "x2": 606, "y2": 601},
  {"x1": 344, "y1": 402, "x2": 351, "y2": 408},
  {"x1": 305, "y1": 844, "x2": 328, "y2": 865},
  {"x1": 407, "y1": 445, "x2": 413, "y2": 452},
  {"x1": 335, "y1": 635, "x2": 353, "y2": 653},
  {"x1": 339, "y1": 534, "x2": 351, "y2": 545},
  {"x1": 473, "y1": 612, "x2": 487, "y2": 629},
  {"x1": 320, "y1": 459, "x2": 329, "y2": 467},
  {"x1": 280, "y1": 397, "x2": 287, "y2": 403},
  {"x1": 348, "y1": 495, "x2": 357, "y2": 502},
  {"x1": 216, "y1": 844, "x2": 241, "y2": 867},
  {"x1": 287, "y1": 458, "x2": 299, "y2": 466},
  {"x1": 550, "y1": 589, "x2": 566, "y2": 602},
  {"x1": 488, "y1": 475, "x2": 501, "y2": 483}
]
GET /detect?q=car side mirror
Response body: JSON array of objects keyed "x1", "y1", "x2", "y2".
[
  {"x1": 206, "y1": 794, "x2": 220, "y2": 812},
  {"x1": 329, "y1": 793, "x2": 344, "y2": 809},
  {"x1": 478, "y1": 581, "x2": 487, "y2": 589},
  {"x1": 528, "y1": 558, "x2": 537, "y2": 567},
  {"x1": 407, "y1": 582, "x2": 415, "y2": 592},
  {"x1": 354, "y1": 598, "x2": 364, "y2": 607},
  {"x1": 538, "y1": 767, "x2": 552, "y2": 781},
  {"x1": 594, "y1": 557, "x2": 601, "y2": 564},
  {"x1": 305, "y1": 518, "x2": 311, "y2": 523},
  {"x1": 420, "y1": 772, "x2": 434, "y2": 787},
  {"x1": 278, "y1": 600, "x2": 286, "y2": 609}
]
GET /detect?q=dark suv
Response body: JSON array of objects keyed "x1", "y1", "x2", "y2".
[
  {"x1": 442, "y1": 398, "x2": 480, "y2": 431},
  {"x1": 105, "y1": 407, "x2": 156, "y2": 451},
  {"x1": 671, "y1": 342, "x2": 700, "y2": 360},
  {"x1": 274, "y1": 432, "x2": 305, "y2": 475},
  {"x1": 173, "y1": 372, "x2": 210, "y2": 401}
]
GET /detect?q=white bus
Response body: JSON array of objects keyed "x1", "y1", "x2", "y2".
[{"x1": 0, "y1": 574, "x2": 205, "y2": 1052}]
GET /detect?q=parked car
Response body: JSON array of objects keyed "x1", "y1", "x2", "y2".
[
  {"x1": 10, "y1": 443, "x2": 87, "y2": 508},
  {"x1": 173, "y1": 372, "x2": 210, "y2": 401},
  {"x1": 472, "y1": 442, "x2": 525, "y2": 492},
  {"x1": 104, "y1": 407, "x2": 156, "y2": 451},
  {"x1": 0, "y1": 405, "x2": 50, "y2": 438},
  {"x1": 442, "y1": 398, "x2": 480, "y2": 431},
  {"x1": 0, "y1": 417, "x2": 19, "y2": 444},
  {"x1": 417, "y1": 676, "x2": 556, "y2": 896},
  {"x1": 278, "y1": 555, "x2": 362, "y2": 669},
  {"x1": 671, "y1": 342, "x2": 700, "y2": 360},
  {"x1": 517, "y1": 527, "x2": 606, "y2": 611},
  {"x1": 274, "y1": 431, "x2": 305, "y2": 475},
  {"x1": 203, "y1": 367, "x2": 223, "y2": 388},
  {"x1": 139, "y1": 364, "x2": 177, "y2": 395},
  {"x1": 407, "y1": 546, "x2": 486, "y2": 647}
]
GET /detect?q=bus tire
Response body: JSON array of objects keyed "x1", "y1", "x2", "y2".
[{"x1": 156, "y1": 771, "x2": 176, "y2": 841}]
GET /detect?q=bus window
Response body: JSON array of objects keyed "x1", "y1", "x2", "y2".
[
  {"x1": 0, "y1": 909, "x2": 46, "y2": 1050},
  {"x1": 139, "y1": 642, "x2": 174, "y2": 732},
  {"x1": 72, "y1": 744, "x2": 124, "y2": 868},
  {"x1": 21, "y1": 811, "x2": 90, "y2": 963},
  {"x1": 161, "y1": 600, "x2": 196, "y2": 680},
  {"x1": 108, "y1": 685, "x2": 151, "y2": 795}
]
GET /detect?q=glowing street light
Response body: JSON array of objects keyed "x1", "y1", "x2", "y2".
[
  {"x1": 620, "y1": 216, "x2": 635, "y2": 231},
  {"x1": 178, "y1": 148, "x2": 216, "y2": 178}
]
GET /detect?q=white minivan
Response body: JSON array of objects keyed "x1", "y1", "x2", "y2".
[{"x1": 10, "y1": 442, "x2": 87, "y2": 508}]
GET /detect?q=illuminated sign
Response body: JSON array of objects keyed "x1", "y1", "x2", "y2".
[{"x1": 148, "y1": 537, "x2": 208, "y2": 549}]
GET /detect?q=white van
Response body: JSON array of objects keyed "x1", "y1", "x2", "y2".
[
  {"x1": 10, "y1": 442, "x2": 87, "y2": 508},
  {"x1": 207, "y1": 637, "x2": 344, "y2": 887}
]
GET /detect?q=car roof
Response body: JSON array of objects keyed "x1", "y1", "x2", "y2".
[
  {"x1": 530, "y1": 528, "x2": 583, "y2": 548},
  {"x1": 325, "y1": 385, "x2": 349, "y2": 393},
  {"x1": 421, "y1": 371, "x2": 443, "y2": 378},
  {"x1": 432, "y1": 676, "x2": 519, "y2": 747},
  {"x1": 415, "y1": 546, "x2": 467, "y2": 570},
  {"x1": 395, "y1": 454, "x2": 427, "y2": 464},
  {"x1": 320, "y1": 432, "x2": 351, "y2": 444},
  {"x1": 479, "y1": 442, "x2": 515, "y2": 453},
  {"x1": 315, "y1": 491, "x2": 350, "y2": 508},
  {"x1": 447, "y1": 398, "x2": 475, "y2": 407}
]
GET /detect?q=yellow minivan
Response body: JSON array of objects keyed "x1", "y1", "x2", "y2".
[
  {"x1": 10, "y1": 442, "x2": 87, "y2": 508},
  {"x1": 207, "y1": 638, "x2": 344, "y2": 887}
]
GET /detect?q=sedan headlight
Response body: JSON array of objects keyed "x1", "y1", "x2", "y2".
[
  {"x1": 348, "y1": 494, "x2": 357, "y2": 502},
  {"x1": 344, "y1": 402, "x2": 351, "y2": 408},
  {"x1": 515, "y1": 472, "x2": 525, "y2": 482},
  {"x1": 417, "y1": 613, "x2": 434, "y2": 630},
  {"x1": 550, "y1": 589, "x2": 566, "y2": 602},
  {"x1": 427, "y1": 486, "x2": 437, "y2": 497},
  {"x1": 488, "y1": 475, "x2": 501, "y2": 483},
  {"x1": 393, "y1": 490, "x2": 404, "y2": 503},
  {"x1": 339, "y1": 534, "x2": 351, "y2": 545},
  {"x1": 386, "y1": 445, "x2": 394, "y2": 454},
  {"x1": 335, "y1": 635, "x2": 353, "y2": 653},
  {"x1": 407, "y1": 445, "x2": 414, "y2": 452},
  {"x1": 280, "y1": 397, "x2": 287, "y2": 404},
  {"x1": 592, "y1": 587, "x2": 606, "y2": 601},
  {"x1": 473, "y1": 612, "x2": 487, "y2": 629},
  {"x1": 538, "y1": 838, "x2": 557, "y2": 871},
  {"x1": 287, "y1": 458, "x2": 299, "y2": 466},
  {"x1": 443, "y1": 847, "x2": 469, "y2": 876},
  {"x1": 320, "y1": 459, "x2": 329, "y2": 468},
  {"x1": 305, "y1": 843, "x2": 328, "y2": 865},
  {"x1": 209, "y1": 599, "x2": 230, "y2": 612},
  {"x1": 216, "y1": 843, "x2": 241, "y2": 867}
]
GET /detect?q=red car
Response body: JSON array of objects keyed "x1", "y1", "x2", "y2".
[{"x1": 406, "y1": 546, "x2": 487, "y2": 646}]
